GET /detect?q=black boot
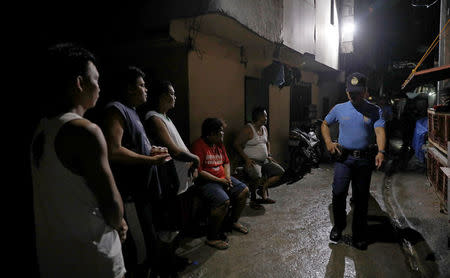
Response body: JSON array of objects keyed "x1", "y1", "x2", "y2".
[
  {"x1": 352, "y1": 239, "x2": 368, "y2": 250},
  {"x1": 330, "y1": 226, "x2": 343, "y2": 242},
  {"x1": 331, "y1": 193, "x2": 347, "y2": 241}
]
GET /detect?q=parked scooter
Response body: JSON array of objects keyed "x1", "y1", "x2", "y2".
[{"x1": 284, "y1": 120, "x2": 322, "y2": 184}]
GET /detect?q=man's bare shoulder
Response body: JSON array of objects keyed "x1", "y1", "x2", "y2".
[
  {"x1": 240, "y1": 124, "x2": 253, "y2": 137},
  {"x1": 61, "y1": 118, "x2": 104, "y2": 142}
]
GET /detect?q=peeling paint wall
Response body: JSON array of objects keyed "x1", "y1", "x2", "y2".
[
  {"x1": 142, "y1": 0, "x2": 283, "y2": 43},
  {"x1": 212, "y1": 0, "x2": 284, "y2": 43}
]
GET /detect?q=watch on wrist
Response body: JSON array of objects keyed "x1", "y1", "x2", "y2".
[{"x1": 378, "y1": 150, "x2": 386, "y2": 155}]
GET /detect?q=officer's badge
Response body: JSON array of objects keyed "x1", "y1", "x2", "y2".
[{"x1": 351, "y1": 77, "x2": 359, "y2": 85}]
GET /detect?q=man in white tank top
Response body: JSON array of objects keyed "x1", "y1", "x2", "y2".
[
  {"x1": 234, "y1": 107, "x2": 285, "y2": 208},
  {"x1": 30, "y1": 43, "x2": 127, "y2": 278}
]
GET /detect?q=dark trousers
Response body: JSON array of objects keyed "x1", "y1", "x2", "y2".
[{"x1": 332, "y1": 155, "x2": 373, "y2": 240}]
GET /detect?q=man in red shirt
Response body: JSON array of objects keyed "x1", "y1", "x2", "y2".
[{"x1": 191, "y1": 118, "x2": 249, "y2": 250}]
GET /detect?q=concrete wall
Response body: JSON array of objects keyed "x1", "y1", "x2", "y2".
[
  {"x1": 269, "y1": 85, "x2": 291, "y2": 163},
  {"x1": 282, "y1": 0, "x2": 316, "y2": 55},
  {"x1": 183, "y1": 27, "x2": 310, "y2": 164},
  {"x1": 212, "y1": 0, "x2": 284, "y2": 43},
  {"x1": 187, "y1": 32, "x2": 246, "y2": 149},
  {"x1": 144, "y1": 0, "x2": 339, "y2": 70},
  {"x1": 169, "y1": 11, "x2": 333, "y2": 164},
  {"x1": 142, "y1": 0, "x2": 283, "y2": 43},
  {"x1": 315, "y1": 0, "x2": 340, "y2": 70}
]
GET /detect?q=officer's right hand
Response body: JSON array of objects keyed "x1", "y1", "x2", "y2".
[{"x1": 326, "y1": 142, "x2": 341, "y2": 155}]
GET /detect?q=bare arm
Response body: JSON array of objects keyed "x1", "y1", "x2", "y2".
[
  {"x1": 198, "y1": 169, "x2": 228, "y2": 185},
  {"x1": 56, "y1": 120, "x2": 124, "y2": 230},
  {"x1": 374, "y1": 126, "x2": 386, "y2": 169},
  {"x1": 148, "y1": 116, "x2": 199, "y2": 166},
  {"x1": 264, "y1": 126, "x2": 275, "y2": 161},
  {"x1": 321, "y1": 120, "x2": 341, "y2": 154},
  {"x1": 224, "y1": 163, "x2": 231, "y2": 180},
  {"x1": 233, "y1": 126, "x2": 255, "y2": 167},
  {"x1": 103, "y1": 108, "x2": 169, "y2": 165}
]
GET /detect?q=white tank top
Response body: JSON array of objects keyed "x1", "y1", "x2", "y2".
[
  {"x1": 243, "y1": 123, "x2": 269, "y2": 162},
  {"x1": 145, "y1": 111, "x2": 194, "y2": 195},
  {"x1": 31, "y1": 112, "x2": 124, "y2": 278}
]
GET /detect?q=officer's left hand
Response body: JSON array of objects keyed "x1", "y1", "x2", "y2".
[{"x1": 375, "y1": 152, "x2": 384, "y2": 170}]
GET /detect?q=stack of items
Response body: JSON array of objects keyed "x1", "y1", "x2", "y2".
[{"x1": 426, "y1": 108, "x2": 449, "y2": 213}]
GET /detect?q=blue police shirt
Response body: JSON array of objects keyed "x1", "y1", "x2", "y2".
[{"x1": 324, "y1": 100, "x2": 385, "y2": 150}]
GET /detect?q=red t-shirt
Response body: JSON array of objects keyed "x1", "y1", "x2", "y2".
[{"x1": 191, "y1": 138, "x2": 229, "y2": 179}]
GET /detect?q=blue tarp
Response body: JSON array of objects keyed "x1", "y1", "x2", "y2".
[{"x1": 412, "y1": 117, "x2": 428, "y2": 163}]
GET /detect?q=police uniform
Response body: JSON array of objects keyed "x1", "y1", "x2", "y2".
[{"x1": 324, "y1": 72, "x2": 385, "y2": 249}]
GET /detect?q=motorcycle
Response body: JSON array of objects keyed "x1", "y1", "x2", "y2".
[{"x1": 284, "y1": 121, "x2": 322, "y2": 184}]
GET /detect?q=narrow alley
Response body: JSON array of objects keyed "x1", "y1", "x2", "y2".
[{"x1": 175, "y1": 164, "x2": 448, "y2": 278}]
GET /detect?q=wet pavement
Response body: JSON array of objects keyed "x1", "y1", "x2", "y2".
[
  {"x1": 385, "y1": 170, "x2": 449, "y2": 278},
  {"x1": 173, "y1": 163, "x2": 448, "y2": 278}
]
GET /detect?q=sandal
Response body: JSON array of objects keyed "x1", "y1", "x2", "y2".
[
  {"x1": 232, "y1": 223, "x2": 249, "y2": 234},
  {"x1": 205, "y1": 239, "x2": 229, "y2": 250},
  {"x1": 256, "y1": 188, "x2": 276, "y2": 204},
  {"x1": 219, "y1": 232, "x2": 229, "y2": 243},
  {"x1": 258, "y1": 198, "x2": 276, "y2": 204}
]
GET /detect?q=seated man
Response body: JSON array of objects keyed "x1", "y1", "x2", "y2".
[
  {"x1": 191, "y1": 118, "x2": 249, "y2": 250},
  {"x1": 233, "y1": 107, "x2": 285, "y2": 207}
]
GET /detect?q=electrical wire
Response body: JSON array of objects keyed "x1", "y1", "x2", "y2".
[
  {"x1": 411, "y1": 0, "x2": 439, "y2": 8},
  {"x1": 401, "y1": 18, "x2": 450, "y2": 89}
]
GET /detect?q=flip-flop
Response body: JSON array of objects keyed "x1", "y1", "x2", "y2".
[
  {"x1": 258, "y1": 198, "x2": 276, "y2": 204},
  {"x1": 232, "y1": 223, "x2": 249, "y2": 234},
  {"x1": 205, "y1": 240, "x2": 229, "y2": 250},
  {"x1": 219, "y1": 232, "x2": 229, "y2": 243}
]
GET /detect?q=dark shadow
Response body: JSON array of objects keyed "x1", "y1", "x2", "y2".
[
  {"x1": 176, "y1": 236, "x2": 217, "y2": 275},
  {"x1": 325, "y1": 193, "x2": 439, "y2": 277},
  {"x1": 240, "y1": 203, "x2": 266, "y2": 217}
]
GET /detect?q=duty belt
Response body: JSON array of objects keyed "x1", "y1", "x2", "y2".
[{"x1": 342, "y1": 148, "x2": 371, "y2": 159}]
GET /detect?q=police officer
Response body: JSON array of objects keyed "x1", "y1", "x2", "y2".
[{"x1": 321, "y1": 72, "x2": 386, "y2": 250}]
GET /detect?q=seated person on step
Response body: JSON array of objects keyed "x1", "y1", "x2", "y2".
[
  {"x1": 191, "y1": 118, "x2": 249, "y2": 250},
  {"x1": 233, "y1": 107, "x2": 285, "y2": 208}
]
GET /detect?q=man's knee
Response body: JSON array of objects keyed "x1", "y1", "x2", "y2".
[
  {"x1": 220, "y1": 199, "x2": 230, "y2": 208},
  {"x1": 245, "y1": 165, "x2": 261, "y2": 180},
  {"x1": 211, "y1": 200, "x2": 230, "y2": 215},
  {"x1": 238, "y1": 187, "x2": 249, "y2": 199}
]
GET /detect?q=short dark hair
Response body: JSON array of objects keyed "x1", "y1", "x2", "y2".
[
  {"x1": 201, "y1": 118, "x2": 224, "y2": 138},
  {"x1": 148, "y1": 80, "x2": 173, "y2": 110},
  {"x1": 252, "y1": 106, "x2": 267, "y2": 122},
  {"x1": 45, "y1": 43, "x2": 96, "y2": 116},
  {"x1": 118, "y1": 66, "x2": 145, "y2": 94}
]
